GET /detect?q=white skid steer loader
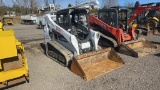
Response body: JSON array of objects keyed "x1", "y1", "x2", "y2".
[{"x1": 44, "y1": 4, "x2": 124, "y2": 80}]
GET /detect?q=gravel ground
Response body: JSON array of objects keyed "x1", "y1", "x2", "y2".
[{"x1": 3, "y1": 25, "x2": 160, "y2": 90}]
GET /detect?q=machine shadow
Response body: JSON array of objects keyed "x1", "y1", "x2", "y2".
[
  {"x1": 1, "y1": 81, "x2": 27, "y2": 90},
  {"x1": 39, "y1": 43, "x2": 46, "y2": 55},
  {"x1": 154, "y1": 53, "x2": 160, "y2": 57},
  {"x1": 151, "y1": 41, "x2": 160, "y2": 45}
]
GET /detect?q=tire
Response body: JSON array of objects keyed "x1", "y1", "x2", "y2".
[{"x1": 146, "y1": 19, "x2": 158, "y2": 29}]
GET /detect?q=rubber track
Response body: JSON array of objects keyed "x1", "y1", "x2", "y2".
[
  {"x1": 48, "y1": 40, "x2": 73, "y2": 66},
  {"x1": 98, "y1": 31, "x2": 118, "y2": 47}
]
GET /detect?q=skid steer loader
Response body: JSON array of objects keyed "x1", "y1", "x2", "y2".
[
  {"x1": 44, "y1": 7, "x2": 124, "y2": 80},
  {"x1": 0, "y1": 22, "x2": 29, "y2": 89},
  {"x1": 88, "y1": 8, "x2": 158, "y2": 57}
]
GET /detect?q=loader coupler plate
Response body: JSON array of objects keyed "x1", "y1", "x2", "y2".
[
  {"x1": 119, "y1": 38, "x2": 158, "y2": 57},
  {"x1": 71, "y1": 48, "x2": 124, "y2": 81}
]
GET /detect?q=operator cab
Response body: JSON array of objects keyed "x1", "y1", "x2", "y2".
[
  {"x1": 98, "y1": 7, "x2": 130, "y2": 33},
  {"x1": 56, "y1": 8, "x2": 90, "y2": 40}
]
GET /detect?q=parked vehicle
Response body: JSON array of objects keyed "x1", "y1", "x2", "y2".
[
  {"x1": 88, "y1": 8, "x2": 158, "y2": 57},
  {"x1": 43, "y1": 0, "x2": 124, "y2": 80},
  {"x1": 21, "y1": 14, "x2": 37, "y2": 24},
  {"x1": 2, "y1": 17, "x2": 14, "y2": 25}
]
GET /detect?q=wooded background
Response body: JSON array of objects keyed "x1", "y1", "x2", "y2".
[
  {"x1": 0, "y1": 0, "x2": 57, "y2": 16},
  {"x1": 0, "y1": 0, "x2": 134, "y2": 16}
]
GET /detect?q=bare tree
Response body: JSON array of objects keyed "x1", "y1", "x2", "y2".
[
  {"x1": 52, "y1": 0, "x2": 55, "y2": 5},
  {"x1": 0, "y1": 0, "x2": 7, "y2": 16},
  {"x1": 125, "y1": 2, "x2": 135, "y2": 7},
  {"x1": 0, "y1": 0, "x2": 4, "y2": 7},
  {"x1": 101, "y1": 0, "x2": 119, "y2": 8},
  {"x1": 0, "y1": 0, "x2": 3, "y2": 5},
  {"x1": 23, "y1": 0, "x2": 30, "y2": 14},
  {"x1": 44, "y1": 0, "x2": 49, "y2": 6},
  {"x1": 68, "y1": 3, "x2": 73, "y2": 7},
  {"x1": 11, "y1": 0, "x2": 24, "y2": 15},
  {"x1": 56, "y1": 4, "x2": 62, "y2": 10},
  {"x1": 30, "y1": 0, "x2": 39, "y2": 14},
  {"x1": 11, "y1": 0, "x2": 40, "y2": 15}
]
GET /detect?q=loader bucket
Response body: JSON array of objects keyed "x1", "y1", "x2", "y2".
[
  {"x1": 71, "y1": 48, "x2": 124, "y2": 81},
  {"x1": 119, "y1": 38, "x2": 158, "y2": 57}
]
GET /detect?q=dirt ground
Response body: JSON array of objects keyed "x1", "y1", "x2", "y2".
[{"x1": 3, "y1": 24, "x2": 160, "y2": 90}]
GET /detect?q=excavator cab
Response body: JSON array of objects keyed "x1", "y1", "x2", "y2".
[
  {"x1": 99, "y1": 7, "x2": 129, "y2": 31},
  {"x1": 98, "y1": 8, "x2": 135, "y2": 42}
]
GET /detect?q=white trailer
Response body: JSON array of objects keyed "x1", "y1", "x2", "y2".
[{"x1": 21, "y1": 14, "x2": 37, "y2": 24}]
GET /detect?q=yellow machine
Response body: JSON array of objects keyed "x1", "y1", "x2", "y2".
[
  {"x1": 2, "y1": 17, "x2": 14, "y2": 25},
  {"x1": 0, "y1": 22, "x2": 29, "y2": 89},
  {"x1": 0, "y1": 21, "x2": 3, "y2": 31},
  {"x1": 146, "y1": 17, "x2": 159, "y2": 29},
  {"x1": 128, "y1": 2, "x2": 160, "y2": 35}
]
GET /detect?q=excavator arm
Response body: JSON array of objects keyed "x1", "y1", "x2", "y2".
[{"x1": 129, "y1": 5, "x2": 160, "y2": 25}]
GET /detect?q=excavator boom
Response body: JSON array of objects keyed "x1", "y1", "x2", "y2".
[
  {"x1": 128, "y1": 2, "x2": 160, "y2": 35},
  {"x1": 129, "y1": 5, "x2": 160, "y2": 25}
]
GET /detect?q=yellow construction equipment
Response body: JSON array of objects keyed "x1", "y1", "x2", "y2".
[
  {"x1": 2, "y1": 17, "x2": 14, "y2": 25},
  {"x1": 0, "y1": 22, "x2": 29, "y2": 89},
  {"x1": 0, "y1": 21, "x2": 3, "y2": 31},
  {"x1": 128, "y1": 2, "x2": 160, "y2": 35}
]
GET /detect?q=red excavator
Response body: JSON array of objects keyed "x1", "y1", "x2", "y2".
[
  {"x1": 88, "y1": 8, "x2": 158, "y2": 57},
  {"x1": 128, "y1": 1, "x2": 160, "y2": 35}
]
